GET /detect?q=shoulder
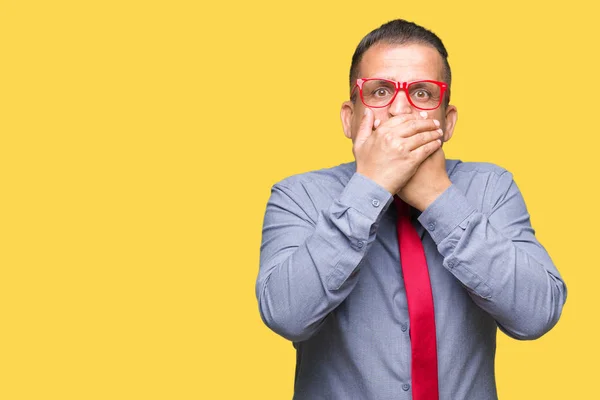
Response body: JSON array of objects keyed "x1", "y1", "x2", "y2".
[
  {"x1": 447, "y1": 159, "x2": 510, "y2": 178},
  {"x1": 446, "y1": 159, "x2": 517, "y2": 212},
  {"x1": 267, "y1": 161, "x2": 356, "y2": 223},
  {"x1": 272, "y1": 161, "x2": 356, "y2": 192}
]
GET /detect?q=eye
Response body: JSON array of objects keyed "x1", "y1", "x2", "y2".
[
  {"x1": 373, "y1": 87, "x2": 393, "y2": 97},
  {"x1": 413, "y1": 89, "x2": 431, "y2": 99}
]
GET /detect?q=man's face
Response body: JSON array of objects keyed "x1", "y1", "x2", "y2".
[{"x1": 341, "y1": 43, "x2": 457, "y2": 144}]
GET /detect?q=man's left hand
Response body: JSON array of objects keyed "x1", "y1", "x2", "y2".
[{"x1": 397, "y1": 146, "x2": 452, "y2": 212}]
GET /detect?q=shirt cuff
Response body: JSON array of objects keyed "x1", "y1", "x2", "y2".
[
  {"x1": 338, "y1": 172, "x2": 394, "y2": 222},
  {"x1": 417, "y1": 183, "x2": 476, "y2": 243}
]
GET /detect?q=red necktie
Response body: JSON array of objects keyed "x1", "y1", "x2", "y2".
[{"x1": 394, "y1": 195, "x2": 439, "y2": 400}]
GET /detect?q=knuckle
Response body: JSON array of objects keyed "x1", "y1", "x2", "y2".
[
  {"x1": 420, "y1": 143, "x2": 432, "y2": 155},
  {"x1": 396, "y1": 140, "x2": 406, "y2": 153}
]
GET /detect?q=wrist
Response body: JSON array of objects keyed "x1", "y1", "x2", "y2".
[
  {"x1": 356, "y1": 169, "x2": 396, "y2": 195},
  {"x1": 414, "y1": 178, "x2": 452, "y2": 212}
]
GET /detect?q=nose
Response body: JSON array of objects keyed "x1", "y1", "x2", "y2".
[{"x1": 388, "y1": 89, "x2": 412, "y2": 116}]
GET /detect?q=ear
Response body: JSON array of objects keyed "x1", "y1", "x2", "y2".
[
  {"x1": 443, "y1": 104, "x2": 458, "y2": 143},
  {"x1": 340, "y1": 100, "x2": 355, "y2": 139}
]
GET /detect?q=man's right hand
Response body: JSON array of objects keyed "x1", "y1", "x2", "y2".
[{"x1": 353, "y1": 108, "x2": 443, "y2": 195}]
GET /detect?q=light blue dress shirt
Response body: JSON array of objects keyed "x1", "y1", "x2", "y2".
[{"x1": 256, "y1": 159, "x2": 567, "y2": 399}]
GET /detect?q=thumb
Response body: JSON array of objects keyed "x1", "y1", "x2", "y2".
[{"x1": 355, "y1": 107, "x2": 374, "y2": 147}]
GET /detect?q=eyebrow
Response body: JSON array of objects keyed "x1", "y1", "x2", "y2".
[{"x1": 373, "y1": 76, "x2": 426, "y2": 83}]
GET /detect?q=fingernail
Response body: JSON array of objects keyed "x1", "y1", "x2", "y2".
[
  {"x1": 437, "y1": 139, "x2": 442, "y2": 145},
  {"x1": 420, "y1": 111, "x2": 428, "y2": 119},
  {"x1": 374, "y1": 119, "x2": 380, "y2": 128},
  {"x1": 433, "y1": 119, "x2": 440, "y2": 127},
  {"x1": 437, "y1": 128, "x2": 443, "y2": 135}
]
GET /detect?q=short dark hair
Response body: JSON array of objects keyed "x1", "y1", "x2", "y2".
[{"x1": 349, "y1": 19, "x2": 452, "y2": 106}]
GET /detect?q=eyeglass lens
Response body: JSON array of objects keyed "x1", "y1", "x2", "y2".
[{"x1": 361, "y1": 80, "x2": 442, "y2": 109}]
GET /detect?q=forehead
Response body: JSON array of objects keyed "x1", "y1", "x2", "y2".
[{"x1": 358, "y1": 42, "x2": 444, "y2": 82}]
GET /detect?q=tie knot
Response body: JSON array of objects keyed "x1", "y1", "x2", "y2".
[{"x1": 393, "y1": 195, "x2": 409, "y2": 215}]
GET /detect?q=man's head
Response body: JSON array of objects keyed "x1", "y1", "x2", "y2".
[{"x1": 341, "y1": 19, "x2": 458, "y2": 144}]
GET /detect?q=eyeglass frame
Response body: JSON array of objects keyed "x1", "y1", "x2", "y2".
[{"x1": 351, "y1": 78, "x2": 449, "y2": 110}]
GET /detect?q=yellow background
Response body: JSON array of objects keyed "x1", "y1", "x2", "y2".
[{"x1": 1, "y1": 0, "x2": 597, "y2": 398}]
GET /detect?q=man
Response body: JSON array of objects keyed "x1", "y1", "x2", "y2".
[{"x1": 255, "y1": 19, "x2": 567, "y2": 400}]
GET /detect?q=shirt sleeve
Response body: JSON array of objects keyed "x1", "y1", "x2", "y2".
[
  {"x1": 417, "y1": 171, "x2": 568, "y2": 340},
  {"x1": 256, "y1": 172, "x2": 393, "y2": 342}
]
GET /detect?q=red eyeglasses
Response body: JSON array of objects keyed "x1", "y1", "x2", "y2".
[{"x1": 351, "y1": 78, "x2": 448, "y2": 110}]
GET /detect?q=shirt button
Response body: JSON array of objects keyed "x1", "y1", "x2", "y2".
[
  {"x1": 402, "y1": 383, "x2": 410, "y2": 391},
  {"x1": 447, "y1": 259, "x2": 456, "y2": 268},
  {"x1": 371, "y1": 199, "x2": 380, "y2": 207},
  {"x1": 428, "y1": 222, "x2": 436, "y2": 231},
  {"x1": 401, "y1": 324, "x2": 408, "y2": 332},
  {"x1": 357, "y1": 240, "x2": 364, "y2": 248}
]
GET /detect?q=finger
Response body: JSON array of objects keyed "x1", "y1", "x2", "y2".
[
  {"x1": 355, "y1": 107, "x2": 375, "y2": 146},
  {"x1": 381, "y1": 113, "x2": 417, "y2": 129},
  {"x1": 411, "y1": 137, "x2": 442, "y2": 162},
  {"x1": 384, "y1": 115, "x2": 441, "y2": 131},
  {"x1": 404, "y1": 128, "x2": 444, "y2": 151},
  {"x1": 387, "y1": 119, "x2": 441, "y2": 138}
]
